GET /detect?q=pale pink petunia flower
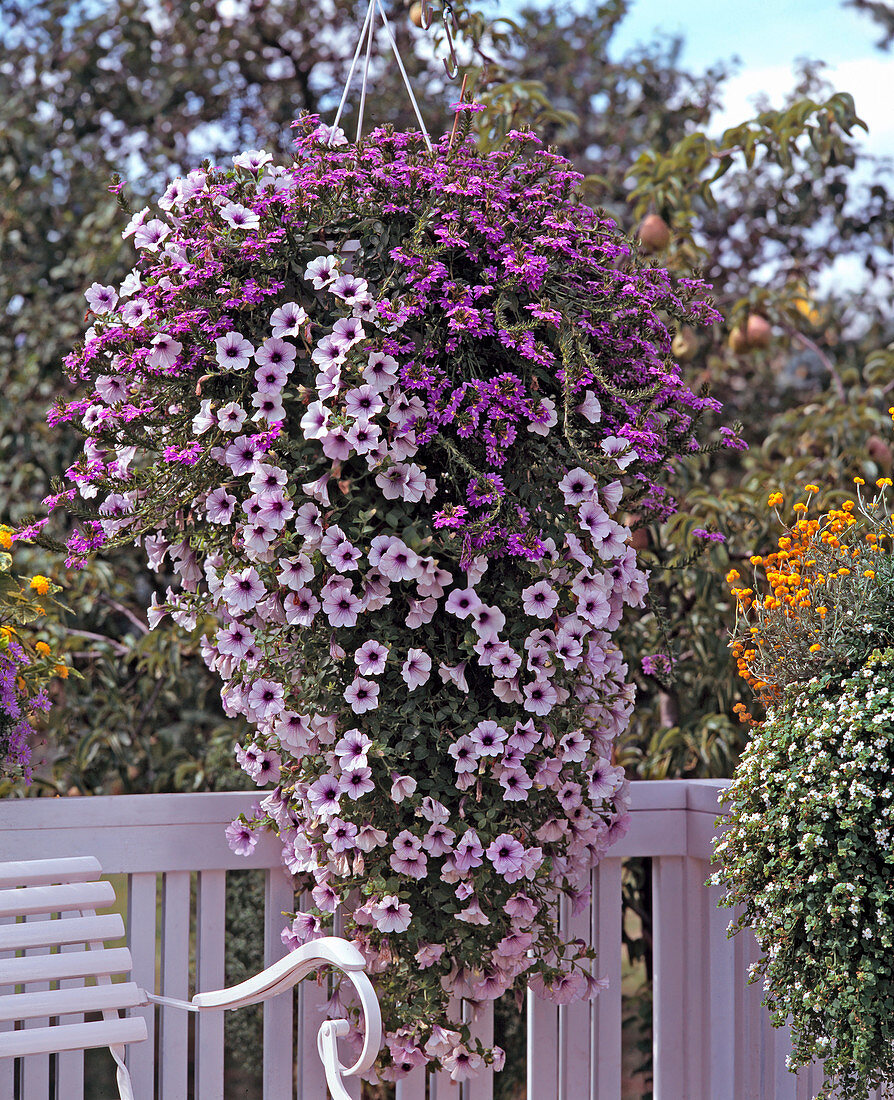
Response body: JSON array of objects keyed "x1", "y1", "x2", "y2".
[
  {"x1": 558, "y1": 467, "x2": 596, "y2": 506},
  {"x1": 390, "y1": 775, "x2": 417, "y2": 802},
  {"x1": 415, "y1": 943, "x2": 446, "y2": 969},
  {"x1": 324, "y1": 817, "x2": 358, "y2": 854},
  {"x1": 344, "y1": 384, "x2": 383, "y2": 419},
  {"x1": 330, "y1": 273, "x2": 370, "y2": 305},
  {"x1": 342, "y1": 767, "x2": 375, "y2": 799},
  {"x1": 133, "y1": 217, "x2": 170, "y2": 251},
  {"x1": 233, "y1": 148, "x2": 273, "y2": 171},
  {"x1": 376, "y1": 538, "x2": 421, "y2": 582},
  {"x1": 345, "y1": 418, "x2": 381, "y2": 454},
  {"x1": 401, "y1": 648, "x2": 432, "y2": 691},
  {"x1": 85, "y1": 282, "x2": 118, "y2": 314},
  {"x1": 206, "y1": 487, "x2": 237, "y2": 524},
  {"x1": 299, "y1": 400, "x2": 331, "y2": 441},
  {"x1": 363, "y1": 350, "x2": 399, "y2": 391},
  {"x1": 445, "y1": 588, "x2": 481, "y2": 618},
  {"x1": 344, "y1": 676, "x2": 379, "y2": 714},
  {"x1": 307, "y1": 773, "x2": 342, "y2": 817},
  {"x1": 270, "y1": 301, "x2": 308, "y2": 337},
  {"x1": 471, "y1": 603, "x2": 505, "y2": 638},
  {"x1": 322, "y1": 587, "x2": 362, "y2": 628},
  {"x1": 304, "y1": 254, "x2": 339, "y2": 288},
  {"x1": 247, "y1": 678, "x2": 285, "y2": 721},
  {"x1": 253, "y1": 362, "x2": 288, "y2": 395},
  {"x1": 521, "y1": 580, "x2": 559, "y2": 619},
  {"x1": 468, "y1": 720, "x2": 508, "y2": 757},
  {"x1": 354, "y1": 639, "x2": 389, "y2": 676},
  {"x1": 438, "y1": 661, "x2": 470, "y2": 692},
  {"x1": 283, "y1": 588, "x2": 320, "y2": 626},
  {"x1": 601, "y1": 436, "x2": 638, "y2": 470},
  {"x1": 372, "y1": 895, "x2": 411, "y2": 934},
  {"x1": 422, "y1": 823, "x2": 455, "y2": 856},
  {"x1": 499, "y1": 768, "x2": 532, "y2": 801},
  {"x1": 452, "y1": 830, "x2": 484, "y2": 873},
  {"x1": 335, "y1": 729, "x2": 371, "y2": 772},
  {"x1": 147, "y1": 332, "x2": 182, "y2": 369},
  {"x1": 225, "y1": 819, "x2": 257, "y2": 856},
  {"x1": 220, "y1": 202, "x2": 260, "y2": 231},
  {"x1": 222, "y1": 565, "x2": 265, "y2": 613},
  {"x1": 277, "y1": 554, "x2": 314, "y2": 590},
  {"x1": 331, "y1": 316, "x2": 365, "y2": 350},
  {"x1": 576, "y1": 389, "x2": 602, "y2": 423},
  {"x1": 523, "y1": 677, "x2": 558, "y2": 716},
  {"x1": 215, "y1": 331, "x2": 255, "y2": 370},
  {"x1": 486, "y1": 834, "x2": 526, "y2": 878},
  {"x1": 448, "y1": 735, "x2": 478, "y2": 774}
]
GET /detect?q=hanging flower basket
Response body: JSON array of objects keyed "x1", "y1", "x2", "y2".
[{"x1": 46, "y1": 114, "x2": 725, "y2": 1079}]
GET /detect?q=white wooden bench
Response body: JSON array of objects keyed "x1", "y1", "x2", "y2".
[{"x1": 0, "y1": 856, "x2": 380, "y2": 1100}]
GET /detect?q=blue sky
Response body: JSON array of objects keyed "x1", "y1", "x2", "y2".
[
  {"x1": 498, "y1": 0, "x2": 893, "y2": 159},
  {"x1": 606, "y1": 0, "x2": 885, "y2": 70}
]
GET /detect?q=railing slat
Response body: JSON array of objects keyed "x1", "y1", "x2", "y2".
[
  {"x1": 21, "y1": 912, "x2": 50, "y2": 1100},
  {"x1": 706, "y1": 881, "x2": 736, "y2": 1100},
  {"x1": 55, "y1": 920, "x2": 86, "y2": 1100},
  {"x1": 527, "y1": 982, "x2": 559, "y2": 1100},
  {"x1": 428, "y1": 995, "x2": 462, "y2": 1100},
  {"x1": 0, "y1": 912, "x2": 16, "y2": 1100},
  {"x1": 395, "y1": 1068, "x2": 427, "y2": 1100},
  {"x1": 465, "y1": 999, "x2": 493, "y2": 1100},
  {"x1": 652, "y1": 856, "x2": 686, "y2": 1100},
  {"x1": 591, "y1": 857, "x2": 622, "y2": 1100},
  {"x1": 159, "y1": 870, "x2": 191, "y2": 1100},
  {"x1": 195, "y1": 869, "x2": 226, "y2": 1100},
  {"x1": 263, "y1": 867, "x2": 294, "y2": 1100},
  {"x1": 559, "y1": 892, "x2": 592, "y2": 1100},
  {"x1": 126, "y1": 872, "x2": 157, "y2": 1096},
  {"x1": 682, "y1": 858, "x2": 709, "y2": 1100}
]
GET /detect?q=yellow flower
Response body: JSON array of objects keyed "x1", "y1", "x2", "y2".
[
  {"x1": 29, "y1": 575, "x2": 51, "y2": 595},
  {"x1": 0, "y1": 526, "x2": 12, "y2": 551},
  {"x1": 54, "y1": 663, "x2": 69, "y2": 679},
  {"x1": 792, "y1": 502, "x2": 808, "y2": 514},
  {"x1": 767, "y1": 492, "x2": 784, "y2": 508},
  {"x1": 34, "y1": 641, "x2": 51, "y2": 656},
  {"x1": 809, "y1": 643, "x2": 822, "y2": 652},
  {"x1": 803, "y1": 484, "x2": 820, "y2": 493},
  {"x1": 864, "y1": 570, "x2": 876, "y2": 579},
  {"x1": 877, "y1": 478, "x2": 893, "y2": 489},
  {"x1": 854, "y1": 477, "x2": 865, "y2": 486}
]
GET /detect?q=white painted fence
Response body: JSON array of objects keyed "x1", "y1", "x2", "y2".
[{"x1": 0, "y1": 780, "x2": 878, "y2": 1099}]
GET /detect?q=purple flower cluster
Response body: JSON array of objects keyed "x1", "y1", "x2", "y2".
[{"x1": 48, "y1": 118, "x2": 731, "y2": 1079}]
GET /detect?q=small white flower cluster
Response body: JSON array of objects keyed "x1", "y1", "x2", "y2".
[{"x1": 713, "y1": 649, "x2": 894, "y2": 1098}]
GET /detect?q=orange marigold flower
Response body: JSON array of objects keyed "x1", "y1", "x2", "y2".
[
  {"x1": 34, "y1": 641, "x2": 51, "y2": 656},
  {"x1": 809, "y1": 643, "x2": 822, "y2": 652},
  {"x1": 854, "y1": 476, "x2": 865, "y2": 485},
  {"x1": 877, "y1": 478, "x2": 893, "y2": 489},
  {"x1": 864, "y1": 570, "x2": 876, "y2": 578},
  {"x1": 767, "y1": 492, "x2": 784, "y2": 508},
  {"x1": 29, "y1": 575, "x2": 51, "y2": 595},
  {"x1": 54, "y1": 664, "x2": 69, "y2": 679},
  {"x1": 792, "y1": 502, "x2": 808, "y2": 513}
]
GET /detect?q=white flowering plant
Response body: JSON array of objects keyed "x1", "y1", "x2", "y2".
[
  {"x1": 713, "y1": 649, "x2": 894, "y2": 1098},
  {"x1": 29, "y1": 115, "x2": 735, "y2": 1081}
]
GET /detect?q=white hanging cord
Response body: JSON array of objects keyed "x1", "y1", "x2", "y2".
[
  {"x1": 330, "y1": 0, "x2": 435, "y2": 154},
  {"x1": 331, "y1": 0, "x2": 376, "y2": 138},
  {"x1": 373, "y1": 0, "x2": 434, "y2": 152},
  {"x1": 355, "y1": 0, "x2": 377, "y2": 142}
]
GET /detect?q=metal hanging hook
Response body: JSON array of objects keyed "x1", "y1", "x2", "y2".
[
  {"x1": 420, "y1": 0, "x2": 436, "y2": 30},
  {"x1": 441, "y1": 5, "x2": 460, "y2": 79}
]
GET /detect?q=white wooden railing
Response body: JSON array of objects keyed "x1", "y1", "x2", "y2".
[{"x1": 0, "y1": 781, "x2": 879, "y2": 1099}]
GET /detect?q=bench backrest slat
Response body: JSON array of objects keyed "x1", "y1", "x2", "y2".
[
  {"x1": 0, "y1": 981, "x2": 144, "y2": 1024},
  {"x1": 0, "y1": 858, "x2": 101, "y2": 889},
  {"x1": 0, "y1": 880, "x2": 116, "y2": 919},
  {"x1": 0, "y1": 944, "x2": 134, "y2": 986},
  {"x1": 0, "y1": 1017, "x2": 147, "y2": 1059},
  {"x1": 0, "y1": 912, "x2": 124, "y2": 953}
]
